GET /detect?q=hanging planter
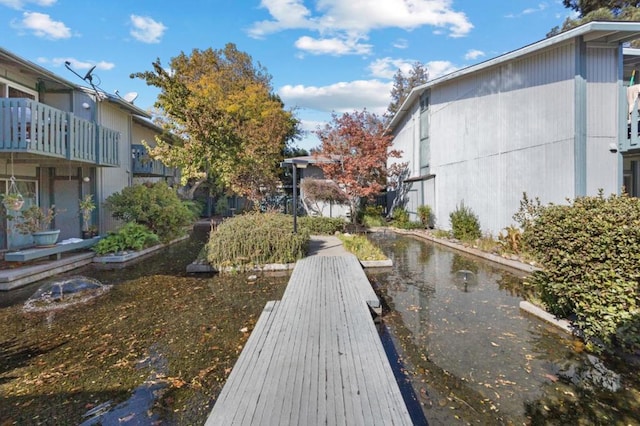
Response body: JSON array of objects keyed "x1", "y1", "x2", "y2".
[
  {"x1": 2, "y1": 192, "x2": 24, "y2": 211},
  {"x1": 3, "y1": 174, "x2": 24, "y2": 211}
]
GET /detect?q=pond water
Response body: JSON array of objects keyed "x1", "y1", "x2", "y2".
[
  {"x1": 367, "y1": 230, "x2": 640, "y2": 425},
  {"x1": 2, "y1": 227, "x2": 639, "y2": 425},
  {"x1": 0, "y1": 227, "x2": 290, "y2": 425}
]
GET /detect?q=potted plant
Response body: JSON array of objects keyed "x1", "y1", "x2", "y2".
[
  {"x1": 79, "y1": 194, "x2": 96, "y2": 238},
  {"x1": 2, "y1": 192, "x2": 24, "y2": 211},
  {"x1": 14, "y1": 205, "x2": 60, "y2": 246}
]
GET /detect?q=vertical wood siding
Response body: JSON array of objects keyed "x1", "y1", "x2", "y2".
[
  {"x1": 426, "y1": 42, "x2": 578, "y2": 233},
  {"x1": 97, "y1": 102, "x2": 130, "y2": 233},
  {"x1": 586, "y1": 46, "x2": 619, "y2": 195}
]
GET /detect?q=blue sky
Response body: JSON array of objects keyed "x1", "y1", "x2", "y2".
[{"x1": 0, "y1": 0, "x2": 575, "y2": 150}]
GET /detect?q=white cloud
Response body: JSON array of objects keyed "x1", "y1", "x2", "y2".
[
  {"x1": 393, "y1": 38, "x2": 409, "y2": 49},
  {"x1": 299, "y1": 119, "x2": 326, "y2": 132},
  {"x1": 368, "y1": 57, "x2": 415, "y2": 79},
  {"x1": 295, "y1": 35, "x2": 372, "y2": 56},
  {"x1": 250, "y1": 0, "x2": 473, "y2": 54},
  {"x1": 41, "y1": 57, "x2": 115, "y2": 71},
  {"x1": 464, "y1": 49, "x2": 485, "y2": 61},
  {"x1": 0, "y1": 0, "x2": 55, "y2": 9},
  {"x1": 130, "y1": 15, "x2": 166, "y2": 44},
  {"x1": 368, "y1": 57, "x2": 458, "y2": 80},
  {"x1": 249, "y1": 0, "x2": 313, "y2": 38},
  {"x1": 11, "y1": 12, "x2": 70, "y2": 39},
  {"x1": 506, "y1": 3, "x2": 548, "y2": 18},
  {"x1": 425, "y1": 60, "x2": 458, "y2": 78},
  {"x1": 278, "y1": 79, "x2": 393, "y2": 115}
]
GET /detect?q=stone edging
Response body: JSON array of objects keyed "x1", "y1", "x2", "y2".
[
  {"x1": 93, "y1": 235, "x2": 189, "y2": 264},
  {"x1": 388, "y1": 228, "x2": 540, "y2": 273},
  {"x1": 519, "y1": 301, "x2": 574, "y2": 335}
]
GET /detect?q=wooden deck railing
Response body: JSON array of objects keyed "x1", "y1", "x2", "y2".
[
  {"x1": 131, "y1": 144, "x2": 178, "y2": 177},
  {"x1": 0, "y1": 98, "x2": 120, "y2": 167}
]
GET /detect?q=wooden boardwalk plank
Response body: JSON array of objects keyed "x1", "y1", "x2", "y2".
[{"x1": 205, "y1": 255, "x2": 412, "y2": 426}]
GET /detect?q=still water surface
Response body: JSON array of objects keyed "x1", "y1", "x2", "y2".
[
  {"x1": 2, "y1": 228, "x2": 638, "y2": 425},
  {"x1": 368, "y1": 230, "x2": 640, "y2": 425}
]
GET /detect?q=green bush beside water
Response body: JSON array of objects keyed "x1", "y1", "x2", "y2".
[
  {"x1": 93, "y1": 222, "x2": 160, "y2": 255},
  {"x1": 520, "y1": 192, "x2": 640, "y2": 354},
  {"x1": 297, "y1": 216, "x2": 346, "y2": 235},
  {"x1": 104, "y1": 181, "x2": 196, "y2": 242},
  {"x1": 207, "y1": 212, "x2": 310, "y2": 270},
  {"x1": 450, "y1": 202, "x2": 481, "y2": 241}
]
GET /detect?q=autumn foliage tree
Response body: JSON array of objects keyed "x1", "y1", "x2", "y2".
[
  {"x1": 131, "y1": 43, "x2": 299, "y2": 203},
  {"x1": 314, "y1": 110, "x2": 403, "y2": 222}
]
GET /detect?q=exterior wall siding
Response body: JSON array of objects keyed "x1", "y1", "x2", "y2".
[
  {"x1": 422, "y1": 42, "x2": 579, "y2": 233},
  {"x1": 97, "y1": 102, "x2": 131, "y2": 233},
  {"x1": 586, "y1": 46, "x2": 620, "y2": 195}
]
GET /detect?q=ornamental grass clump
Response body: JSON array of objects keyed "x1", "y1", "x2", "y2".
[
  {"x1": 522, "y1": 191, "x2": 640, "y2": 354},
  {"x1": 207, "y1": 211, "x2": 309, "y2": 271},
  {"x1": 337, "y1": 233, "x2": 387, "y2": 261}
]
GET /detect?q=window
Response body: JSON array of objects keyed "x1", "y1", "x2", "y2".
[
  {"x1": 0, "y1": 77, "x2": 38, "y2": 100},
  {"x1": 419, "y1": 91, "x2": 430, "y2": 174}
]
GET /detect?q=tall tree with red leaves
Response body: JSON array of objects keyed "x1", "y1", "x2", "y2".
[{"x1": 314, "y1": 110, "x2": 403, "y2": 222}]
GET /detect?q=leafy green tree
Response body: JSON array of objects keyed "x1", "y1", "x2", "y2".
[
  {"x1": 385, "y1": 62, "x2": 429, "y2": 122},
  {"x1": 561, "y1": 0, "x2": 639, "y2": 16},
  {"x1": 131, "y1": 43, "x2": 300, "y2": 203},
  {"x1": 549, "y1": 3, "x2": 640, "y2": 47}
]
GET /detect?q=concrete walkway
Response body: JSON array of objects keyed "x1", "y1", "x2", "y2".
[{"x1": 306, "y1": 235, "x2": 350, "y2": 256}]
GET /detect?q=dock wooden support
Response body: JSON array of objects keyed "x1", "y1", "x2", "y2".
[{"x1": 206, "y1": 254, "x2": 412, "y2": 425}]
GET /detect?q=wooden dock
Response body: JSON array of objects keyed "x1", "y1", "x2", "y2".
[{"x1": 205, "y1": 254, "x2": 412, "y2": 425}]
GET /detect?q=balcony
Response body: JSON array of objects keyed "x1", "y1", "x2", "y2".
[
  {"x1": 131, "y1": 144, "x2": 176, "y2": 177},
  {"x1": 0, "y1": 98, "x2": 120, "y2": 167},
  {"x1": 625, "y1": 97, "x2": 640, "y2": 153}
]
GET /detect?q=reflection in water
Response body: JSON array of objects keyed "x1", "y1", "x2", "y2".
[
  {"x1": 0, "y1": 227, "x2": 290, "y2": 424},
  {"x1": 368, "y1": 231, "x2": 640, "y2": 425}
]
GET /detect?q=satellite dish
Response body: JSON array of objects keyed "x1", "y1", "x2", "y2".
[
  {"x1": 83, "y1": 65, "x2": 96, "y2": 82},
  {"x1": 123, "y1": 92, "x2": 138, "y2": 103}
]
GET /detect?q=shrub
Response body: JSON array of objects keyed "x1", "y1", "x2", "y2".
[
  {"x1": 390, "y1": 207, "x2": 410, "y2": 228},
  {"x1": 449, "y1": 202, "x2": 481, "y2": 241},
  {"x1": 390, "y1": 207, "x2": 423, "y2": 230},
  {"x1": 361, "y1": 205, "x2": 386, "y2": 227},
  {"x1": 93, "y1": 222, "x2": 159, "y2": 255},
  {"x1": 417, "y1": 205, "x2": 433, "y2": 228},
  {"x1": 104, "y1": 182, "x2": 196, "y2": 242},
  {"x1": 207, "y1": 211, "x2": 309, "y2": 270},
  {"x1": 297, "y1": 216, "x2": 345, "y2": 235},
  {"x1": 337, "y1": 234, "x2": 386, "y2": 261},
  {"x1": 523, "y1": 192, "x2": 640, "y2": 354},
  {"x1": 498, "y1": 225, "x2": 522, "y2": 254},
  {"x1": 215, "y1": 197, "x2": 229, "y2": 216}
]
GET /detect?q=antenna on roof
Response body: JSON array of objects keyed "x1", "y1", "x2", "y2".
[
  {"x1": 83, "y1": 65, "x2": 96, "y2": 83},
  {"x1": 115, "y1": 90, "x2": 138, "y2": 104},
  {"x1": 65, "y1": 61, "x2": 104, "y2": 100},
  {"x1": 123, "y1": 92, "x2": 138, "y2": 103}
]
